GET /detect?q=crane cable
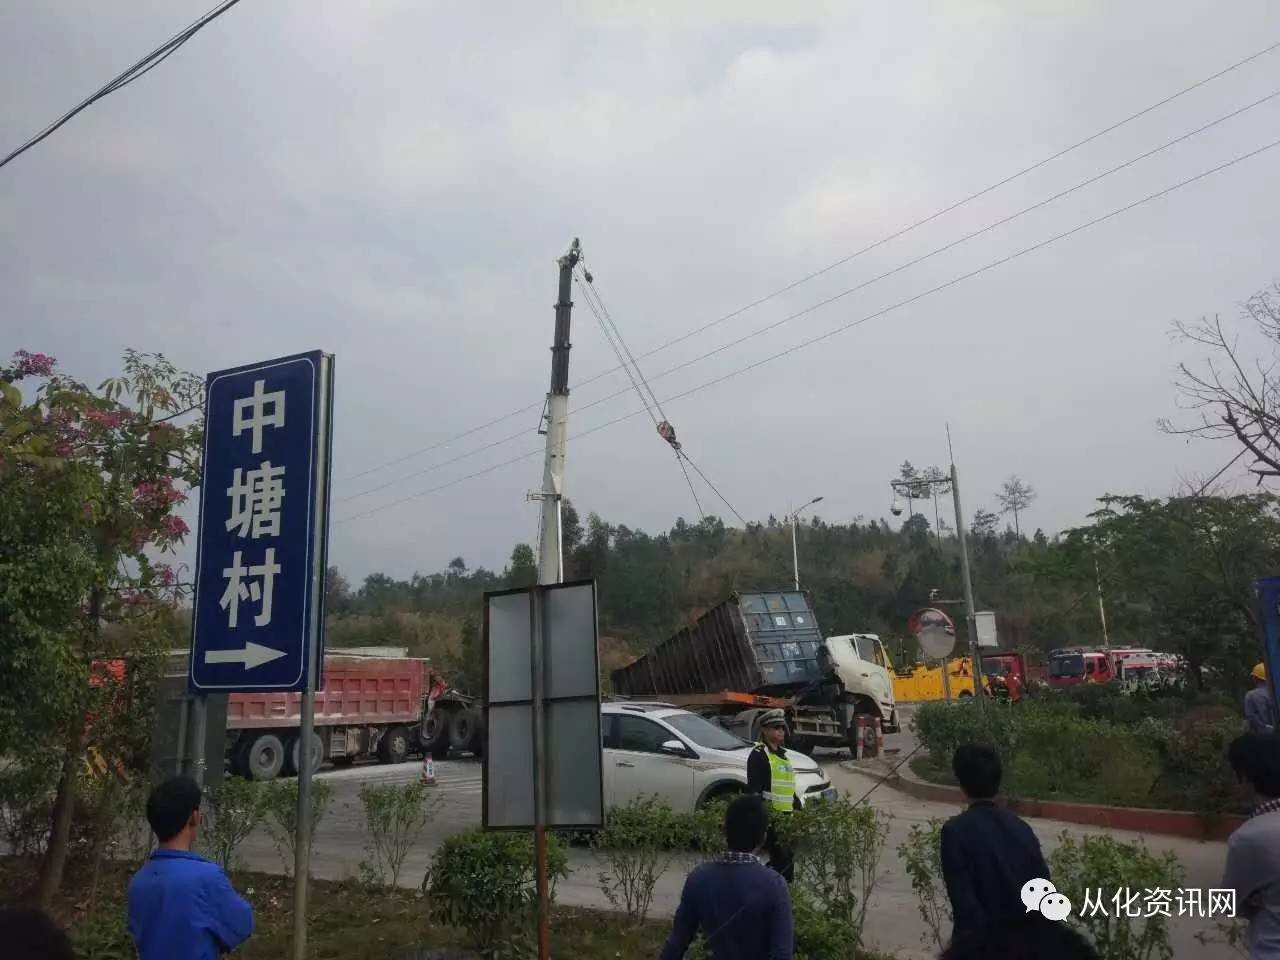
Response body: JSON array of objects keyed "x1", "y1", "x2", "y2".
[
  {"x1": 577, "y1": 273, "x2": 707, "y2": 521},
  {"x1": 579, "y1": 272, "x2": 748, "y2": 526}
]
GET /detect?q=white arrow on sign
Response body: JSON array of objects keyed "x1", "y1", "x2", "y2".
[{"x1": 204, "y1": 641, "x2": 287, "y2": 670}]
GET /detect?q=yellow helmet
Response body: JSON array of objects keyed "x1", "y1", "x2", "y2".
[{"x1": 1253, "y1": 662, "x2": 1267, "y2": 682}]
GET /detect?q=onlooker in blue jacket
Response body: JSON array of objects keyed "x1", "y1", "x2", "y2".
[
  {"x1": 128, "y1": 776, "x2": 253, "y2": 960},
  {"x1": 659, "y1": 794, "x2": 793, "y2": 960},
  {"x1": 941, "y1": 744, "x2": 1050, "y2": 941}
]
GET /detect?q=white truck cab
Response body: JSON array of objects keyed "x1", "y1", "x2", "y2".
[{"x1": 821, "y1": 633, "x2": 899, "y2": 732}]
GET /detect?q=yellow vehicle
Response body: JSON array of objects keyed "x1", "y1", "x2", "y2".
[{"x1": 892, "y1": 657, "x2": 980, "y2": 702}]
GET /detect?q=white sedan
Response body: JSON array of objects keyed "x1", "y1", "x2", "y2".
[{"x1": 601, "y1": 702, "x2": 837, "y2": 813}]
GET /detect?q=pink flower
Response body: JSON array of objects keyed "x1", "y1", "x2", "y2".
[
  {"x1": 12, "y1": 350, "x2": 56, "y2": 378},
  {"x1": 122, "y1": 590, "x2": 149, "y2": 607},
  {"x1": 160, "y1": 515, "x2": 190, "y2": 538},
  {"x1": 154, "y1": 564, "x2": 176, "y2": 586},
  {"x1": 131, "y1": 529, "x2": 152, "y2": 550},
  {"x1": 81, "y1": 501, "x2": 95, "y2": 521},
  {"x1": 84, "y1": 408, "x2": 127, "y2": 430}
]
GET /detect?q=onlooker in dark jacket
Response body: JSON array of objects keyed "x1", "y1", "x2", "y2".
[
  {"x1": 1223, "y1": 732, "x2": 1280, "y2": 959},
  {"x1": 942, "y1": 912, "x2": 1099, "y2": 960},
  {"x1": 128, "y1": 776, "x2": 254, "y2": 960},
  {"x1": 659, "y1": 794, "x2": 793, "y2": 960},
  {"x1": 0, "y1": 907, "x2": 74, "y2": 960},
  {"x1": 941, "y1": 744, "x2": 1050, "y2": 941},
  {"x1": 1245, "y1": 664, "x2": 1277, "y2": 735}
]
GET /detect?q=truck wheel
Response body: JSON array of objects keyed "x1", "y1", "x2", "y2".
[
  {"x1": 245, "y1": 733, "x2": 286, "y2": 782},
  {"x1": 378, "y1": 726, "x2": 410, "y2": 764},
  {"x1": 448, "y1": 708, "x2": 482, "y2": 753},
  {"x1": 421, "y1": 709, "x2": 450, "y2": 753},
  {"x1": 290, "y1": 732, "x2": 325, "y2": 776},
  {"x1": 228, "y1": 736, "x2": 252, "y2": 778},
  {"x1": 466, "y1": 709, "x2": 486, "y2": 756}
]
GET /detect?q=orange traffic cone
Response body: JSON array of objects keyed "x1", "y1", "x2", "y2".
[{"x1": 421, "y1": 754, "x2": 436, "y2": 785}]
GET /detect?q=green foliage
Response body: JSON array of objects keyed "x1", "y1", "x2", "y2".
[
  {"x1": 262, "y1": 778, "x2": 334, "y2": 876},
  {"x1": 69, "y1": 909, "x2": 133, "y2": 960},
  {"x1": 1141, "y1": 714, "x2": 1244, "y2": 817},
  {"x1": 780, "y1": 798, "x2": 891, "y2": 947},
  {"x1": 684, "y1": 797, "x2": 729, "y2": 860},
  {"x1": 1049, "y1": 832, "x2": 1184, "y2": 960},
  {"x1": 792, "y1": 887, "x2": 858, "y2": 960},
  {"x1": 201, "y1": 777, "x2": 268, "y2": 872},
  {"x1": 593, "y1": 796, "x2": 684, "y2": 922},
  {"x1": 358, "y1": 780, "x2": 443, "y2": 888},
  {"x1": 424, "y1": 828, "x2": 568, "y2": 958},
  {"x1": 914, "y1": 699, "x2": 1015, "y2": 767},
  {"x1": 0, "y1": 760, "x2": 56, "y2": 855},
  {"x1": 896, "y1": 818, "x2": 950, "y2": 949}
]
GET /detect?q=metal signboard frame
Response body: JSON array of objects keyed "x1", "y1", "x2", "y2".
[
  {"x1": 188, "y1": 350, "x2": 334, "y2": 694},
  {"x1": 975, "y1": 611, "x2": 999, "y2": 648},
  {"x1": 482, "y1": 579, "x2": 603, "y2": 831}
]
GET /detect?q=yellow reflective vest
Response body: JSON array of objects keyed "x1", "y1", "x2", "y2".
[{"x1": 755, "y1": 743, "x2": 796, "y2": 813}]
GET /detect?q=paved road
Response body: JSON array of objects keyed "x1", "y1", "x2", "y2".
[{"x1": 231, "y1": 717, "x2": 1236, "y2": 959}]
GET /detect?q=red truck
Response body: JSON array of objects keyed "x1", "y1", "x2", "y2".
[{"x1": 226, "y1": 652, "x2": 483, "y2": 780}]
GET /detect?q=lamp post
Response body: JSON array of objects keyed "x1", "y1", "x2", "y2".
[
  {"x1": 785, "y1": 496, "x2": 824, "y2": 591},
  {"x1": 891, "y1": 465, "x2": 986, "y2": 713}
]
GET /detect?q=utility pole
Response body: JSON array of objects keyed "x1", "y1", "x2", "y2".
[
  {"x1": 786, "y1": 495, "x2": 824, "y2": 591},
  {"x1": 949, "y1": 460, "x2": 987, "y2": 714},
  {"x1": 535, "y1": 238, "x2": 581, "y2": 587}
]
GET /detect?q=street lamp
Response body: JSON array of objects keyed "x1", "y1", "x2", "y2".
[
  {"x1": 889, "y1": 463, "x2": 987, "y2": 713},
  {"x1": 785, "y1": 496, "x2": 824, "y2": 591}
]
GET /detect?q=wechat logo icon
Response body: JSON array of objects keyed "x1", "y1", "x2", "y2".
[{"x1": 1021, "y1": 878, "x2": 1073, "y2": 922}]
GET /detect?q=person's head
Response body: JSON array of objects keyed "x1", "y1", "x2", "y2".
[
  {"x1": 1253, "y1": 662, "x2": 1269, "y2": 687},
  {"x1": 953, "y1": 743, "x2": 1002, "y2": 801},
  {"x1": 0, "y1": 907, "x2": 74, "y2": 960},
  {"x1": 759, "y1": 709, "x2": 787, "y2": 749},
  {"x1": 146, "y1": 775, "x2": 203, "y2": 848},
  {"x1": 942, "y1": 913, "x2": 1099, "y2": 960},
  {"x1": 723, "y1": 794, "x2": 768, "y2": 854},
  {"x1": 1228, "y1": 733, "x2": 1280, "y2": 800}
]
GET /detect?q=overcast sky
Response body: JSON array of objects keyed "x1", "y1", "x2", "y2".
[{"x1": 3, "y1": 1, "x2": 1279, "y2": 583}]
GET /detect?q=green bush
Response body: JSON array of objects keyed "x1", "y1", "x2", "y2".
[
  {"x1": 424, "y1": 828, "x2": 568, "y2": 958},
  {"x1": 0, "y1": 760, "x2": 55, "y2": 855},
  {"x1": 593, "y1": 796, "x2": 684, "y2": 922},
  {"x1": 359, "y1": 780, "x2": 442, "y2": 888},
  {"x1": 896, "y1": 818, "x2": 950, "y2": 949},
  {"x1": 792, "y1": 887, "x2": 857, "y2": 960},
  {"x1": 1049, "y1": 832, "x2": 1184, "y2": 960},
  {"x1": 262, "y1": 778, "x2": 333, "y2": 876},
  {"x1": 1143, "y1": 715, "x2": 1245, "y2": 817},
  {"x1": 682, "y1": 797, "x2": 729, "y2": 860},
  {"x1": 780, "y1": 798, "x2": 890, "y2": 947},
  {"x1": 913, "y1": 699, "x2": 1014, "y2": 766},
  {"x1": 201, "y1": 777, "x2": 267, "y2": 871},
  {"x1": 70, "y1": 909, "x2": 132, "y2": 960}
]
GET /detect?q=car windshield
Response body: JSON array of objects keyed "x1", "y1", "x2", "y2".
[
  {"x1": 664, "y1": 713, "x2": 750, "y2": 751},
  {"x1": 1050, "y1": 655, "x2": 1084, "y2": 677}
]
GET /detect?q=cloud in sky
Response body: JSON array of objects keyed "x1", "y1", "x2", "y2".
[{"x1": 3, "y1": 0, "x2": 1279, "y2": 581}]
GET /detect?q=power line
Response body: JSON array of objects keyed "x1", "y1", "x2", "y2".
[
  {"x1": 334, "y1": 39, "x2": 1280, "y2": 486},
  {"x1": 339, "y1": 89, "x2": 1280, "y2": 502},
  {"x1": 334, "y1": 134, "x2": 1280, "y2": 526},
  {"x1": 1, "y1": 0, "x2": 247, "y2": 171}
]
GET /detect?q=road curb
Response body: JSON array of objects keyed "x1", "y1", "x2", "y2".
[{"x1": 848, "y1": 759, "x2": 1245, "y2": 841}]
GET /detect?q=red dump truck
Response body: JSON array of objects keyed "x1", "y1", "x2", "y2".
[{"x1": 226, "y1": 651, "x2": 482, "y2": 780}]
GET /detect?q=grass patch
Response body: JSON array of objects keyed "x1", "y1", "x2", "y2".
[
  {"x1": 908, "y1": 754, "x2": 955, "y2": 787},
  {"x1": 0, "y1": 856, "x2": 671, "y2": 960}
]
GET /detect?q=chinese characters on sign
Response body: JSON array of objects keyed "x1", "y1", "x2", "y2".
[
  {"x1": 1078, "y1": 887, "x2": 1236, "y2": 919},
  {"x1": 190, "y1": 353, "x2": 333, "y2": 693}
]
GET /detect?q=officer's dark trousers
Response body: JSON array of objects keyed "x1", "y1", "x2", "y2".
[{"x1": 765, "y1": 819, "x2": 794, "y2": 884}]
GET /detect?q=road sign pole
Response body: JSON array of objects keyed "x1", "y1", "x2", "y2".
[
  {"x1": 291, "y1": 690, "x2": 315, "y2": 960},
  {"x1": 190, "y1": 696, "x2": 208, "y2": 788},
  {"x1": 529, "y1": 587, "x2": 550, "y2": 960}
]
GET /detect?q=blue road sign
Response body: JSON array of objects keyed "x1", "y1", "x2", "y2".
[
  {"x1": 190, "y1": 351, "x2": 334, "y2": 693},
  {"x1": 1253, "y1": 577, "x2": 1280, "y2": 719}
]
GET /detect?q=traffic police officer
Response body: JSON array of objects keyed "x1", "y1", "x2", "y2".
[{"x1": 745, "y1": 708, "x2": 795, "y2": 883}]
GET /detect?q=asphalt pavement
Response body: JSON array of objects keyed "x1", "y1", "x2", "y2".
[{"x1": 227, "y1": 709, "x2": 1241, "y2": 959}]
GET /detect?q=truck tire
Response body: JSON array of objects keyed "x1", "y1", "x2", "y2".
[
  {"x1": 288, "y1": 731, "x2": 325, "y2": 776},
  {"x1": 448, "y1": 708, "x2": 483, "y2": 753},
  {"x1": 466, "y1": 709, "x2": 486, "y2": 757},
  {"x1": 245, "y1": 733, "x2": 286, "y2": 782},
  {"x1": 378, "y1": 726, "x2": 410, "y2": 764},
  {"x1": 420, "y1": 709, "x2": 451, "y2": 755},
  {"x1": 228, "y1": 735, "x2": 252, "y2": 778}
]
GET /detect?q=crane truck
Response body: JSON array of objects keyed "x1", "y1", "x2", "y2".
[{"x1": 611, "y1": 591, "x2": 897, "y2": 754}]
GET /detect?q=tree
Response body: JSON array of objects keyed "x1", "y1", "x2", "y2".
[
  {"x1": 995, "y1": 475, "x2": 1036, "y2": 538},
  {"x1": 505, "y1": 543, "x2": 537, "y2": 589},
  {"x1": 325, "y1": 567, "x2": 352, "y2": 615},
  {"x1": 561, "y1": 499, "x2": 583, "y2": 555},
  {"x1": 0, "y1": 349, "x2": 201, "y2": 904},
  {"x1": 971, "y1": 509, "x2": 1000, "y2": 539},
  {"x1": 1164, "y1": 282, "x2": 1280, "y2": 480}
]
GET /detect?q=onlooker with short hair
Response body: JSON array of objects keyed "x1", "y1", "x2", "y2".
[
  {"x1": 0, "y1": 906, "x2": 74, "y2": 960},
  {"x1": 659, "y1": 794, "x2": 793, "y2": 960},
  {"x1": 942, "y1": 912, "x2": 1099, "y2": 960},
  {"x1": 941, "y1": 744, "x2": 1050, "y2": 941},
  {"x1": 127, "y1": 776, "x2": 253, "y2": 960},
  {"x1": 1223, "y1": 733, "x2": 1280, "y2": 959}
]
